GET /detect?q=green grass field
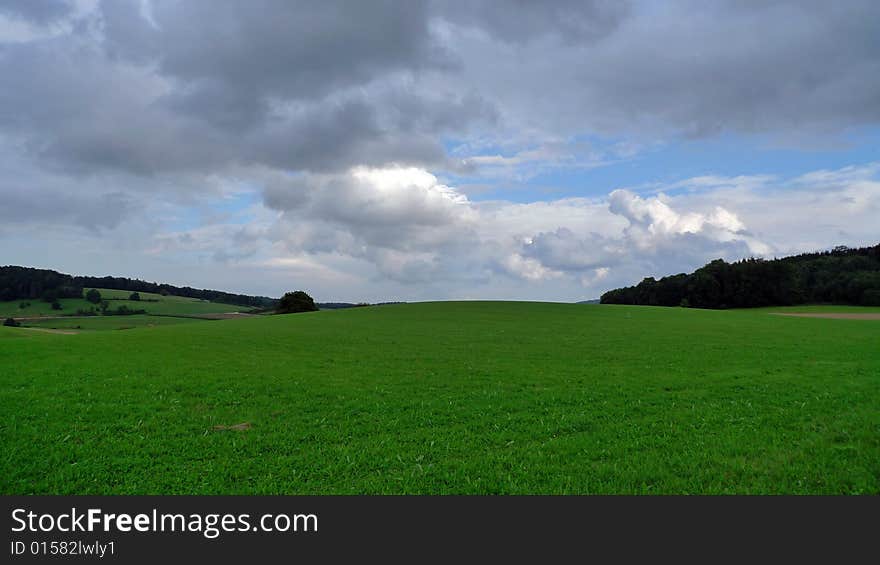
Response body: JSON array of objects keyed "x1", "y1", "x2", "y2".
[
  {"x1": 0, "y1": 288, "x2": 249, "y2": 318},
  {"x1": 1, "y1": 302, "x2": 877, "y2": 494}
]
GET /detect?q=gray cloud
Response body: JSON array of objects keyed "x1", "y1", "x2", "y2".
[
  {"x1": 256, "y1": 166, "x2": 775, "y2": 291},
  {"x1": 508, "y1": 188, "x2": 765, "y2": 287},
  {"x1": 0, "y1": 38, "x2": 232, "y2": 175},
  {"x1": 4, "y1": 0, "x2": 879, "y2": 181},
  {"x1": 263, "y1": 167, "x2": 474, "y2": 256},
  {"x1": 434, "y1": 0, "x2": 632, "y2": 44},
  {"x1": 249, "y1": 93, "x2": 475, "y2": 173},
  {"x1": 438, "y1": 0, "x2": 880, "y2": 141},
  {"x1": 522, "y1": 228, "x2": 614, "y2": 272},
  {"x1": 2, "y1": 0, "x2": 880, "y2": 300},
  {"x1": 0, "y1": 0, "x2": 73, "y2": 25},
  {"x1": 0, "y1": 187, "x2": 134, "y2": 230},
  {"x1": 101, "y1": 0, "x2": 451, "y2": 129},
  {"x1": 1, "y1": 1, "x2": 495, "y2": 177}
]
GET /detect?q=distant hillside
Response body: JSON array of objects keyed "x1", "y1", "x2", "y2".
[
  {"x1": 317, "y1": 302, "x2": 366, "y2": 310},
  {"x1": 0, "y1": 266, "x2": 278, "y2": 308},
  {"x1": 600, "y1": 244, "x2": 880, "y2": 309},
  {"x1": 317, "y1": 301, "x2": 406, "y2": 310}
]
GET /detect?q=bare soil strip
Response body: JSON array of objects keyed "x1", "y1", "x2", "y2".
[
  {"x1": 184, "y1": 312, "x2": 257, "y2": 320},
  {"x1": 17, "y1": 327, "x2": 79, "y2": 335},
  {"x1": 212, "y1": 422, "x2": 252, "y2": 431},
  {"x1": 772, "y1": 313, "x2": 880, "y2": 320}
]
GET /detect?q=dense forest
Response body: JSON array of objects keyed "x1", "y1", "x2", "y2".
[
  {"x1": 600, "y1": 244, "x2": 880, "y2": 309},
  {"x1": 0, "y1": 266, "x2": 278, "y2": 308}
]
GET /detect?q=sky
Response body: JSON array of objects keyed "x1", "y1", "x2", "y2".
[{"x1": 1, "y1": 0, "x2": 878, "y2": 302}]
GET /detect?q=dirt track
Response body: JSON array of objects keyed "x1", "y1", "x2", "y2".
[
  {"x1": 772, "y1": 313, "x2": 880, "y2": 320},
  {"x1": 17, "y1": 327, "x2": 79, "y2": 335},
  {"x1": 180, "y1": 312, "x2": 257, "y2": 320}
]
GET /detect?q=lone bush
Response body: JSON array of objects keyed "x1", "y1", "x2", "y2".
[{"x1": 277, "y1": 291, "x2": 318, "y2": 314}]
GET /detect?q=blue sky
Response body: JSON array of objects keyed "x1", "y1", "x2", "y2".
[{"x1": 443, "y1": 128, "x2": 880, "y2": 203}]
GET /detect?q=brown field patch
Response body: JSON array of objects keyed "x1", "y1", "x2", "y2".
[
  {"x1": 212, "y1": 422, "x2": 252, "y2": 431},
  {"x1": 772, "y1": 313, "x2": 880, "y2": 320},
  {"x1": 18, "y1": 327, "x2": 79, "y2": 335},
  {"x1": 185, "y1": 312, "x2": 257, "y2": 320}
]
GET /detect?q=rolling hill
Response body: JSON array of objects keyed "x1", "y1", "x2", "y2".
[{"x1": 1, "y1": 287, "x2": 250, "y2": 320}]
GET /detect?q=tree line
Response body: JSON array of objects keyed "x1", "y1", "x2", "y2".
[
  {"x1": 0, "y1": 266, "x2": 278, "y2": 308},
  {"x1": 600, "y1": 244, "x2": 880, "y2": 309}
]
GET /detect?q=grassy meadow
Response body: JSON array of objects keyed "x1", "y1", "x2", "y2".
[{"x1": 0, "y1": 302, "x2": 878, "y2": 494}]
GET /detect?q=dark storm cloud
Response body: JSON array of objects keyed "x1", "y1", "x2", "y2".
[
  {"x1": 584, "y1": 0, "x2": 880, "y2": 137},
  {"x1": 0, "y1": 0, "x2": 495, "y2": 176},
  {"x1": 4, "y1": 0, "x2": 879, "y2": 180},
  {"x1": 441, "y1": 0, "x2": 880, "y2": 139},
  {"x1": 101, "y1": 0, "x2": 451, "y2": 129},
  {"x1": 0, "y1": 0, "x2": 72, "y2": 24},
  {"x1": 0, "y1": 36, "x2": 232, "y2": 175},
  {"x1": 251, "y1": 88, "x2": 496, "y2": 172}
]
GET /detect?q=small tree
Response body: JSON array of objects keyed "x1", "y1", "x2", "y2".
[
  {"x1": 277, "y1": 291, "x2": 318, "y2": 314},
  {"x1": 85, "y1": 289, "x2": 102, "y2": 304},
  {"x1": 51, "y1": 300, "x2": 62, "y2": 310},
  {"x1": 3, "y1": 317, "x2": 20, "y2": 327},
  {"x1": 129, "y1": 292, "x2": 141, "y2": 301}
]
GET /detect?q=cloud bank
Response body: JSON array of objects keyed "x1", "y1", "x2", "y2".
[{"x1": 1, "y1": 1, "x2": 879, "y2": 300}]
